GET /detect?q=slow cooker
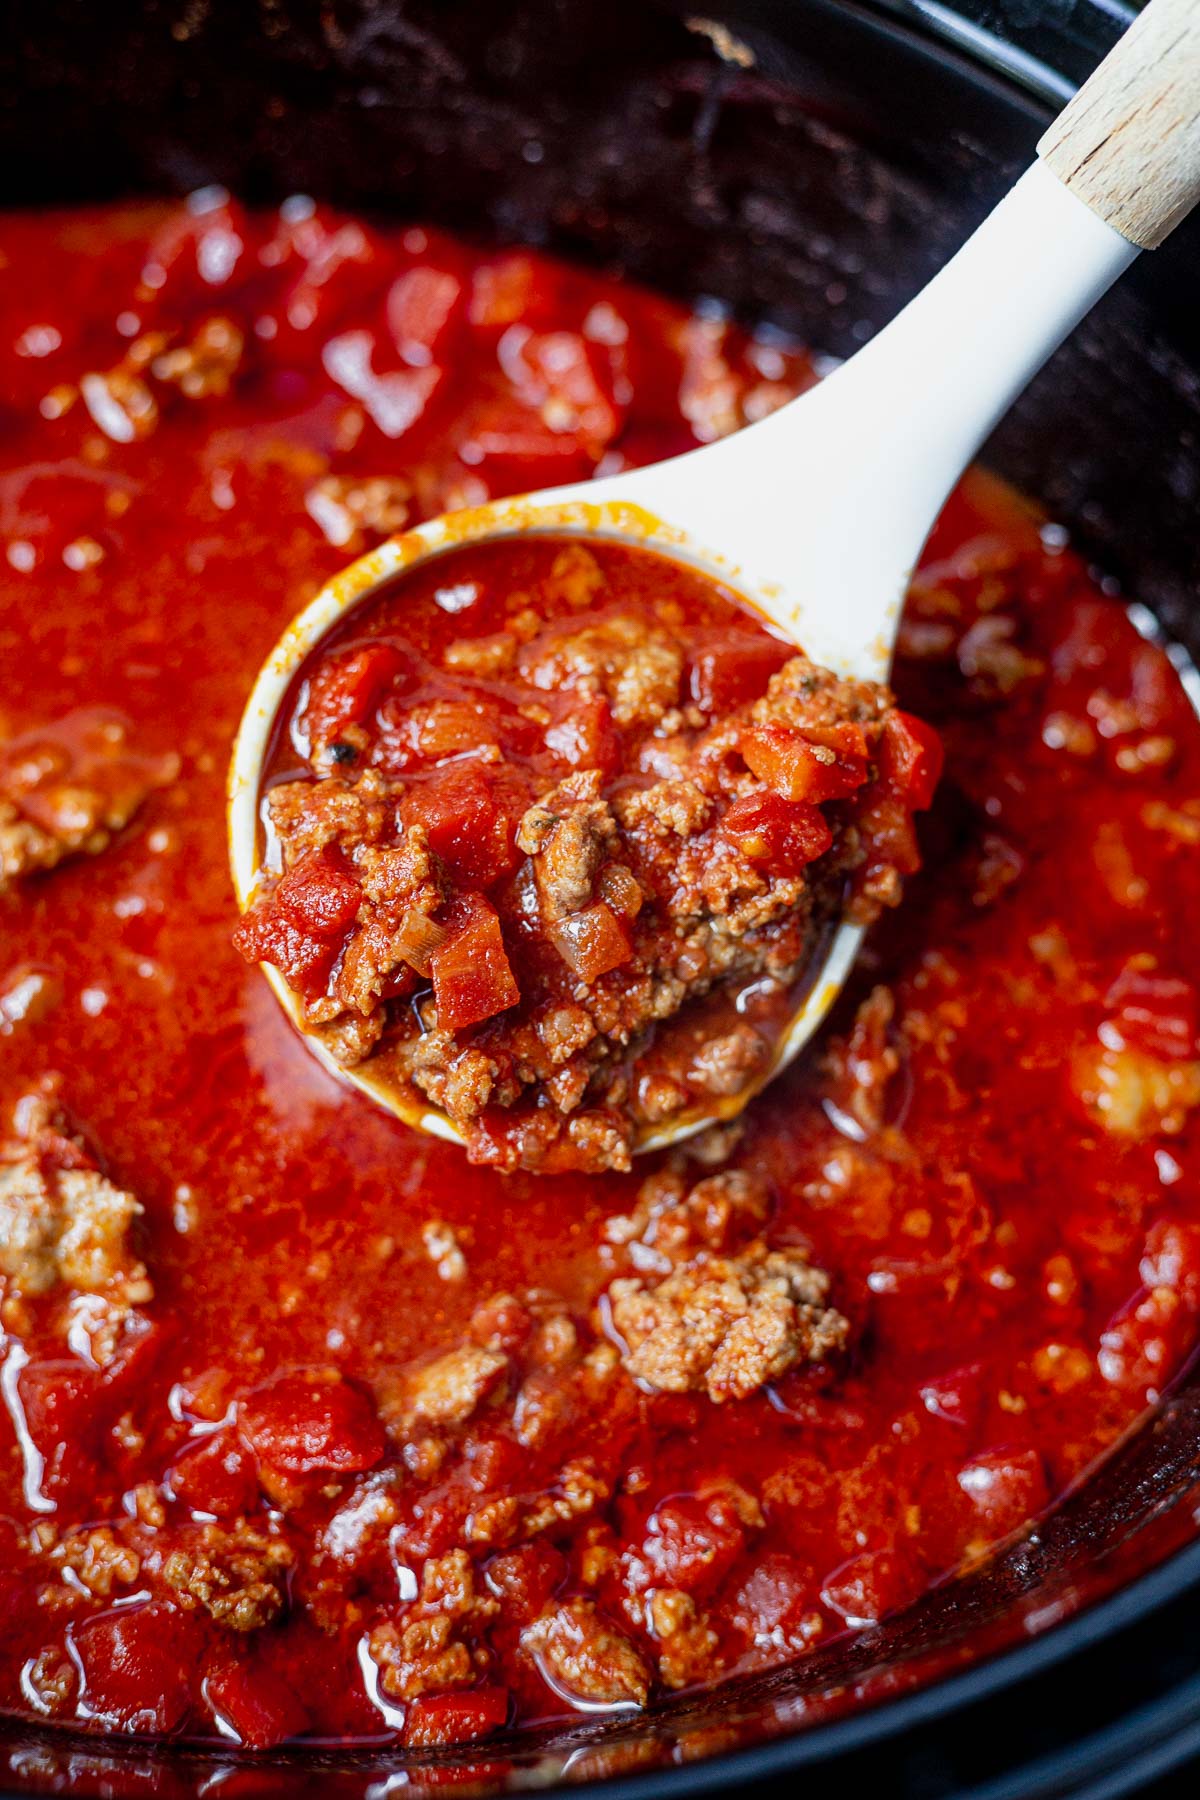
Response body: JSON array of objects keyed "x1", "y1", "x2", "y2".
[{"x1": 2, "y1": 1, "x2": 1200, "y2": 1794}]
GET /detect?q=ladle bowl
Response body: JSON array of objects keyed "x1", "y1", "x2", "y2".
[{"x1": 230, "y1": 0, "x2": 1200, "y2": 1151}]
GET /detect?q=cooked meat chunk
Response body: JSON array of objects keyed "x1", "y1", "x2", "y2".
[
  {"x1": 604, "y1": 1164, "x2": 770, "y2": 1269},
  {"x1": 536, "y1": 1003, "x2": 598, "y2": 1065},
  {"x1": 404, "y1": 1039, "x2": 515, "y2": 1123},
  {"x1": 261, "y1": 769, "x2": 392, "y2": 866},
  {"x1": 151, "y1": 316, "x2": 244, "y2": 399},
  {"x1": 422, "y1": 1218, "x2": 468, "y2": 1282},
  {"x1": 0, "y1": 707, "x2": 177, "y2": 890},
  {"x1": 751, "y1": 656, "x2": 885, "y2": 735},
  {"x1": 369, "y1": 1550, "x2": 498, "y2": 1700},
  {"x1": 521, "y1": 1597, "x2": 651, "y2": 1707},
  {"x1": 1072, "y1": 1042, "x2": 1200, "y2": 1140},
  {"x1": 159, "y1": 1522, "x2": 294, "y2": 1631},
  {"x1": 607, "y1": 1242, "x2": 847, "y2": 1402},
  {"x1": 614, "y1": 779, "x2": 711, "y2": 840},
  {"x1": 519, "y1": 613, "x2": 683, "y2": 728},
  {"x1": 378, "y1": 1344, "x2": 509, "y2": 1435},
  {"x1": 542, "y1": 543, "x2": 607, "y2": 610},
  {"x1": 443, "y1": 632, "x2": 516, "y2": 676},
  {"x1": 313, "y1": 1008, "x2": 385, "y2": 1067},
  {"x1": 687, "y1": 1023, "x2": 771, "y2": 1097},
  {"x1": 305, "y1": 473, "x2": 413, "y2": 550},
  {"x1": 517, "y1": 771, "x2": 619, "y2": 920},
  {"x1": 0, "y1": 1098, "x2": 153, "y2": 1327},
  {"x1": 644, "y1": 1588, "x2": 721, "y2": 1689},
  {"x1": 51, "y1": 1527, "x2": 141, "y2": 1599}
]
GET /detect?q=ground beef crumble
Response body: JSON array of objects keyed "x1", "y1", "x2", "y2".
[
  {"x1": 603, "y1": 1163, "x2": 770, "y2": 1273},
  {"x1": 49, "y1": 1527, "x2": 142, "y2": 1600},
  {"x1": 0, "y1": 706, "x2": 177, "y2": 891},
  {"x1": 369, "y1": 1550, "x2": 499, "y2": 1700},
  {"x1": 236, "y1": 539, "x2": 938, "y2": 1172},
  {"x1": 521, "y1": 1597, "x2": 651, "y2": 1708},
  {"x1": 599, "y1": 1148, "x2": 849, "y2": 1410},
  {"x1": 158, "y1": 1522, "x2": 294, "y2": 1631},
  {"x1": 377, "y1": 1343, "x2": 509, "y2": 1435},
  {"x1": 0, "y1": 1094, "x2": 153, "y2": 1350},
  {"x1": 607, "y1": 1244, "x2": 848, "y2": 1403}
]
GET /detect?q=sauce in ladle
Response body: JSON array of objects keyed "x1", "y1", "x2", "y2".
[{"x1": 235, "y1": 535, "x2": 939, "y2": 1172}]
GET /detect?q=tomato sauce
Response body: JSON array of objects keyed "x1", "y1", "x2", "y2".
[{"x1": 1, "y1": 193, "x2": 1199, "y2": 1756}]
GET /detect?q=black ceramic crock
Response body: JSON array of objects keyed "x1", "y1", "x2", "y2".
[{"x1": 2, "y1": 3, "x2": 1200, "y2": 1795}]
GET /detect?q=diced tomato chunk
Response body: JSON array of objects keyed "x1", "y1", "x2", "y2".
[
  {"x1": 855, "y1": 786, "x2": 921, "y2": 879},
  {"x1": 404, "y1": 763, "x2": 520, "y2": 889},
  {"x1": 955, "y1": 1447, "x2": 1049, "y2": 1542},
  {"x1": 1104, "y1": 966, "x2": 1198, "y2": 1061},
  {"x1": 1098, "y1": 1285, "x2": 1189, "y2": 1397},
  {"x1": 468, "y1": 253, "x2": 569, "y2": 331},
  {"x1": 820, "y1": 1548, "x2": 920, "y2": 1627},
  {"x1": 544, "y1": 693, "x2": 619, "y2": 777},
  {"x1": 918, "y1": 1362, "x2": 986, "y2": 1430},
  {"x1": 18, "y1": 1358, "x2": 102, "y2": 1450},
  {"x1": 399, "y1": 700, "x2": 504, "y2": 765},
  {"x1": 257, "y1": 211, "x2": 387, "y2": 360},
  {"x1": 1049, "y1": 600, "x2": 1188, "y2": 746},
  {"x1": 637, "y1": 1494, "x2": 747, "y2": 1596},
  {"x1": 688, "y1": 632, "x2": 794, "y2": 715},
  {"x1": 509, "y1": 329, "x2": 623, "y2": 454},
  {"x1": 463, "y1": 395, "x2": 595, "y2": 481},
  {"x1": 388, "y1": 266, "x2": 463, "y2": 366},
  {"x1": 323, "y1": 329, "x2": 442, "y2": 439},
  {"x1": 548, "y1": 902, "x2": 633, "y2": 983},
  {"x1": 430, "y1": 895, "x2": 520, "y2": 1031},
  {"x1": 730, "y1": 1553, "x2": 818, "y2": 1648},
  {"x1": 1126, "y1": 637, "x2": 1189, "y2": 738},
  {"x1": 405, "y1": 1687, "x2": 510, "y2": 1748},
  {"x1": 240, "y1": 1373, "x2": 386, "y2": 1476},
  {"x1": 167, "y1": 1428, "x2": 260, "y2": 1519},
  {"x1": 231, "y1": 908, "x2": 337, "y2": 1001},
  {"x1": 718, "y1": 791, "x2": 832, "y2": 876},
  {"x1": 140, "y1": 193, "x2": 252, "y2": 313},
  {"x1": 741, "y1": 724, "x2": 867, "y2": 803},
  {"x1": 879, "y1": 710, "x2": 944, "y2": 811},
  {"x1": 205, "y1": 1660, "x2": 309, "y2": 1749},
  {"x1": 302, "y1": 644, "x2": 406, "y2": 754},
  {"x1": 72, "y1": 1602, "x2": 202, "y2": 1735},
  {"x1": 484, "y1": 1545, "x2": 566, "y2": 1623},
  {"x1": 276, "y1": 849, "x2": 362, "y2": 938},
  {"x1": 16, "y1": 1358, "x2": 104, "y2": 1506}
]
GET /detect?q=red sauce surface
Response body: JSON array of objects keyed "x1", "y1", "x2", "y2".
[{"x1": 1, "y1": 194, "x2": 1199, "y2": 1756}]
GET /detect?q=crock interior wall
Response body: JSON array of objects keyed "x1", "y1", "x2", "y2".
[{"x1": 3, "y1": 0, "x2": 1200, "y2": 1788}]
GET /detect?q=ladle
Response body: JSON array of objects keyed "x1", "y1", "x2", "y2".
[{"x1": 230, "y1": 0, "x2": 1200, "y2": 1154}]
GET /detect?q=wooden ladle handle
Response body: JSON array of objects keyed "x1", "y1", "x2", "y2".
[{"x1": 1038, "y1": 0, "x2": 1200, "y2": 249}]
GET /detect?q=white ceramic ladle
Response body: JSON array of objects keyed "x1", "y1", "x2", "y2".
[{"x1": 231, "y1": 0, "x2": 1200, "y2": 1154}]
